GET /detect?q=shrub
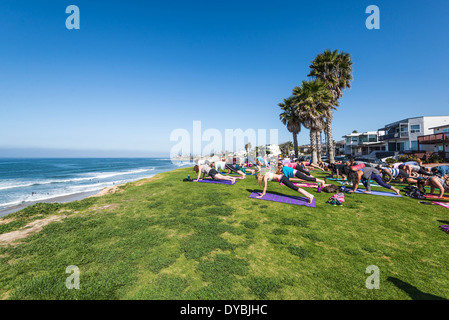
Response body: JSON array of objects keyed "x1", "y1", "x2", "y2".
[
  {"x1": 385, "y1": 158, "x2": 398, "y2": 164},
  {"x1": 397, "y1": 154, "x2": 419, "y2": 163},
  {"x1": 426, "y1": 153, "x2": 444, "y2": 164}
]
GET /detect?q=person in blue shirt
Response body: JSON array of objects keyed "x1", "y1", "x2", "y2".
[
  {"x1": 431, "y1": 165, "x2": 449, "y2": 178},
  {"x1": 280, "y1": 164, "x2": 327, "y2": 187}
]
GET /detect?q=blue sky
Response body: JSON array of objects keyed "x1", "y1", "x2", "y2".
[{"x1": 1, "y1": 0, "x2": 448, "y2": 157}]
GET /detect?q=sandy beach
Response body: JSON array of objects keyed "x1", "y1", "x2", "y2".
[{"x1": 0, "y1": 190, "x2": 99, "y2": 217}]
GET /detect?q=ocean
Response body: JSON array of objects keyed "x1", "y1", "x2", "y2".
[{"x1": 0, "y1": 158, "x2": 190, "y2": 217}]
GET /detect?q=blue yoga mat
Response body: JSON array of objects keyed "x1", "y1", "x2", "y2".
[
  {"x1": 248, "y1": 192, "x2": 316, "y2": 207},
  {"x1": 341, "y1": 185, "x2": 401, "y2": 197}
]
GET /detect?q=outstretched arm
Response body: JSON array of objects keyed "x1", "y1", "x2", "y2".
[
  {"x1": 256, "y1": 176, "x2": 268, "y2": 198},
  {"x1": 432, "y1": 178, "x2": 445, "y2": 198},
  {"x1": 196, "y1": 165, "x2": 203, "y2": 181}
]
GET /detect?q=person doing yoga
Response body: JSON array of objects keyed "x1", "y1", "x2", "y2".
[
  {"x1": 378, "y1": 165, "x2": 419, "y2": 184},
  {"x1": 418, "y1": 176, "x2": 449, "y2": 199},
  {"x1": 284, "y1": 161, "x2": 312, "y2": 176},
  {"x1": 214, "y1": 160, "x2": 257, "y2": 179},
  {"x1": 279, "y1": 164, "x2": 328, "y2": 187},
  {"x1": 256, "y1": 172, "x2": 314, "y2": 204},
  {"x1": 193, "y1": 164, "x2": 237, "y2": 183},
  {"x1": 431, "y1": 165, "x2": 449, "y2": 177},
  {"x1": 347, "y1": 166, "x2": 400, "y2": 195},
  {"x1": 399, "y1": 163, "x2": 434, "y2": 177}
]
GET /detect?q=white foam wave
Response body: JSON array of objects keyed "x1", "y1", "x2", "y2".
[{"x1": 0, "y1": 168, "x2": 155, "y2": 191}]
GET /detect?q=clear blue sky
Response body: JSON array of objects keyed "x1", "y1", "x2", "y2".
[{"x1": 1, "y1": 0, "x2": 448, "y2": 157}]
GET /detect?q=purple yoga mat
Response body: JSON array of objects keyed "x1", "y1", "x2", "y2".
[
  {"x1": 193, "y1": 179, "x2": 236, "y2": 185},
  {"x1": 248, "y1": 192, "x2": 316, "y2": 208}
]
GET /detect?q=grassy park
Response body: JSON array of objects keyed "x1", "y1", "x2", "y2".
[{"x1": 0, "y1": 167, "x2": 448, "y2": 300}]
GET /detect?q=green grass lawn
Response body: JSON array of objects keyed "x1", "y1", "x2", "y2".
[{"x1": 0, "y1": 167, "x2": 448, "y2": 300}]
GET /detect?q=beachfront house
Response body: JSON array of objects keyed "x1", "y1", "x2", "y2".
[
  {"x1": 417, "y1": 123, "x2": 449, "y2": 160},
  {"x1": 342, "y1": 131, "x2": 386, "y2": 156},
  {"x1": 377, "y1": 116, "x2": 449, "y2": 153}
]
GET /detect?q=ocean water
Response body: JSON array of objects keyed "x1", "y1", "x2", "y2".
[{"x1": 0, "y1": 158, "x2": 190, "y2": 214}]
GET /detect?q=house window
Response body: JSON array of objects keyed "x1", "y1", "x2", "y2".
[
  {"x1": 368, "y1": 135, "x2": 377, "y2": 142},
  {"x1": 411, "y1": 140, "x2": 418, "y2": 150},
  {"x1": 410, "y1": 125, "x2": 420, "y2": 133}
]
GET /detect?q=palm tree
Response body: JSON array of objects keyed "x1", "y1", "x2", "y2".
[
  {"x1": 308, "y1": 49, "x2": 353, "y2": 163},
  {"x1": 279, "y1": 96, "x2": 302, "y2": 158},
  {"x1": 293, "y1": 79, "x2": 334, "y2": 164}
]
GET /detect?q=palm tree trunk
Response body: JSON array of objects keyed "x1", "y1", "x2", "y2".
[
  {"x1": 316, "y1": 130, "x2": 322, "y2": 162},
  {"x1": 325, "y1": 119, "x2": 335, "y2": 163},
  {"x1": 310, "y1": 129, "x2": 318, "y2": 164},
  {"x1": 292, "y1": 132, "x2": 299, "y2": 159}
]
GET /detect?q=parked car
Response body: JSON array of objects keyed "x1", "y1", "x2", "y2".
[{"x1": 334, "y1": 156, "x2": 348, "y2": 162}]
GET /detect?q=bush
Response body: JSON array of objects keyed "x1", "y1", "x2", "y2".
[
  {"x1": 397, "y1": 154, "x2": 420, "y2": 163},
  {"x1": 425, "y1": 153, "x2": 444, "y2": 164},
  {"x1": 385, "y1": 158, "x2": 397, "y2": 164}
]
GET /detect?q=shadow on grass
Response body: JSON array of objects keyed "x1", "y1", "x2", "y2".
[{"x1": 387, "y1": 277, "x2": 447, "y2": 300}]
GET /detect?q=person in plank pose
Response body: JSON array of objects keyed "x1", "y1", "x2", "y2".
[
  {"x1": 378, "y1": 165, "x2": 419, "y2": 185},
  {"x1": 193, "y1": 164, "x2": 237, "y2": 183},
  {"x1": 327, "y1": 163, "x2": 350, "y2": 181},
  {"x1": 418, "y1": 176, "x2": 449, "y2": 199},
  {"x1": 211, "y1": 159, "x2": 256, "y2": 179},
  {"x1": 347, "y1": 166, "x2": 401, "y2": 195},
  {"x1": 256, "y1": 171, "x2": 314, "y2": 204},
  {"x1": 399, "y1": 163, "x2": 434, "y2": 177},
  {"x1": 280, "y1": 163, "x2": 328, "y2": 186},
  {"x1": 431, "y1": 165, "x2": 449, "y2": 178}
]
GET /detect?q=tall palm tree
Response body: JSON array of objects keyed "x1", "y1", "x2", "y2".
[
  {"x1": 279, "y1": 96, "x2": 302, "y2": 158},
  {"x1": 293, "y1": 79, "x2": 334, "y2": 164},
  {"x1": 308, "y1": 49, "x2": 353, "y2": 163}
]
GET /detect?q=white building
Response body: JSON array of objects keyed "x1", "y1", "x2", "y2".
[
  {"x1": 342, "y1": 131, "x2": 386, "y2": 156},
  {"x1": 378, "y1": 116, "x2": 449, "y2": 152},
  {"x1": 266, "y1": 144, "x2": 281, "y2": 156}
]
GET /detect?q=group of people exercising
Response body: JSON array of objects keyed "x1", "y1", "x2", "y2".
[
  {"x1": 193, "y1": 155, "x2": 449, "y2": 203},
  {"x1": 326, "y1": 158, "x2": 449, "y2": 199}
]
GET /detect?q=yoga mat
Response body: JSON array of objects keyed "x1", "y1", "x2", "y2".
[
  {"x1": 248, "y1": 192, "x2": 316, "y2": 208},
  {"x1": 340, "y1": 186, "x2": 402, "y2": 197},
  {"x1": 193, "y1": 179, "x2": 236, "y2": 185},
  {"x1": 433, "y1": 202, "x2": 449, "y2": 209},
  {"x1": 426, "y1": 195, "x2": 449, "y2": 200},
  {"x1": 336, "y1": 180, "x2": 381, "y2": 188}
]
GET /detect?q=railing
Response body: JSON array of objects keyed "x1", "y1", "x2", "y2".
[
  {"x1": 417, "y1": 133, "x2": 447, "y2": 144},
  {"x1": 379, "y1": 133, "x2": 399, "y2": 141}
]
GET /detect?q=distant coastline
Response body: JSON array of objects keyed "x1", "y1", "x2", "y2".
[{"x1": 0, "y1": 158, "x2": 192, "y2": 218}]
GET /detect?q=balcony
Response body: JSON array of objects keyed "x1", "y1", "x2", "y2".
[
  {"x1": 378, "y1": 132, "x2": 409, "y2": 141},
  {"x1": 417, "y1": 133, "x2": 448, "y2": 144}
]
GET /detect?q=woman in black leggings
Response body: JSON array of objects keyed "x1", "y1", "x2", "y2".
[{"x1": 256, "y1": 171, "x2": 314, "y2": 204}]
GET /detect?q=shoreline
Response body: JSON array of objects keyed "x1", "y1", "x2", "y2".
[
  {"x1": 0, "y1": 165, "x2": 190, "y2": 218},
  {"x1": 0, "y1": 190, "x2": 100, "y2": 217}
]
